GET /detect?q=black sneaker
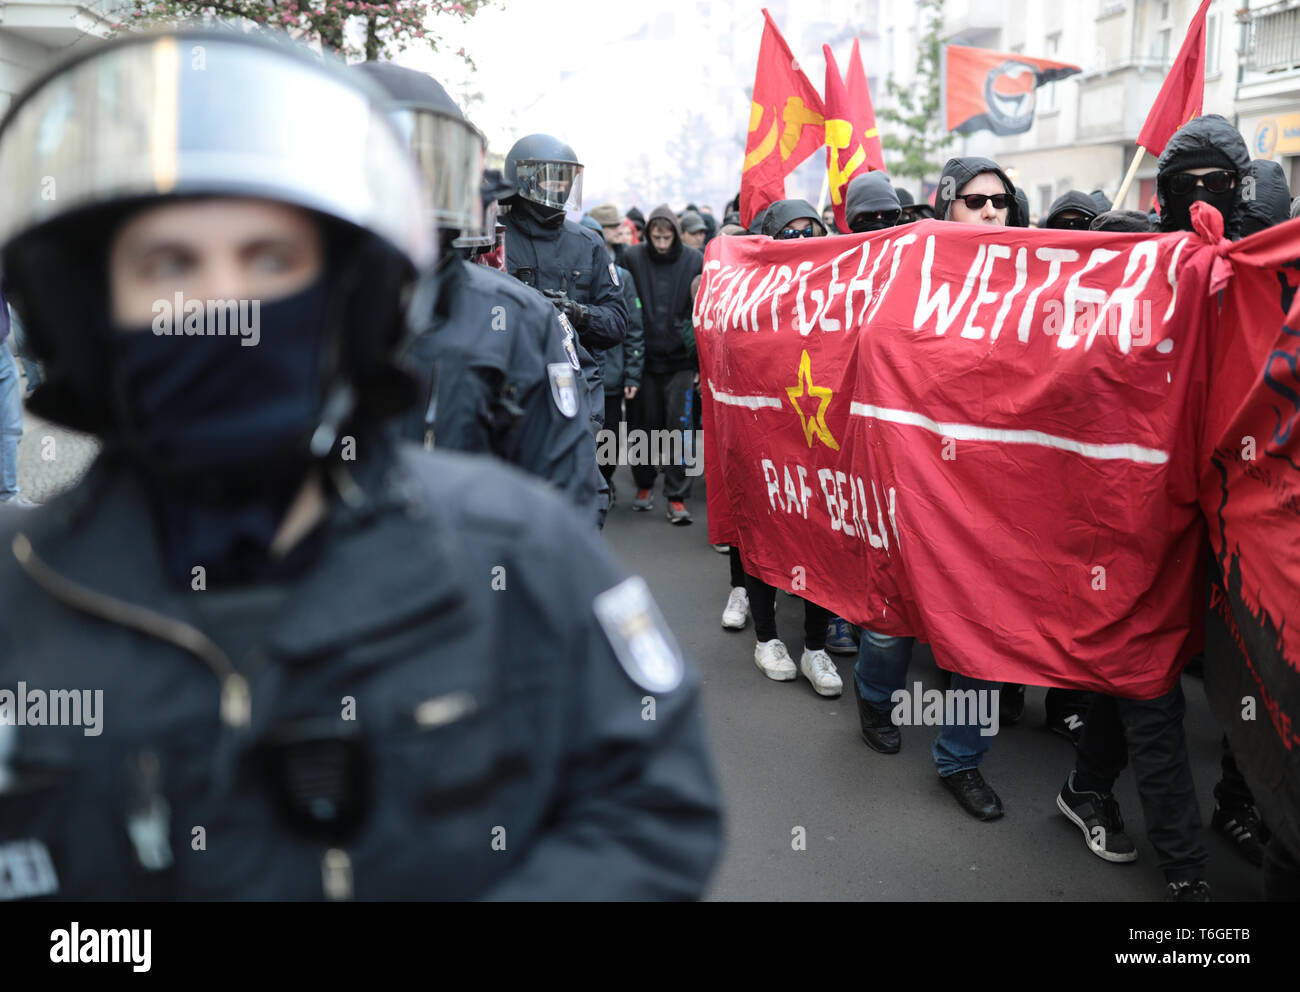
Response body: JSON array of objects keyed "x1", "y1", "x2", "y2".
[
  {"x1": 1212, "y1": 804, "x2": 1267, "y2": 868},
  {"x1": 1046, "y1": 708, "x2": 1087, "y2": 746},
  {"x1": 854, "y1": 684, "x2": 901, "y2": 754},
  {"x1": 1056, "y1": 772, "x2": 1138, "y2": 863},
  {"x1": 940, "y1": 769, "x2": 1004, "y2": 821},
  {"x1": 1166, "y1": 880, "x2": 1211, "y2": 902}
]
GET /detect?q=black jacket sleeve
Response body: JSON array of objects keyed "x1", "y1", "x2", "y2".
[{"x1": 578, "y1": 240, "x2": 628, "y2": 352}]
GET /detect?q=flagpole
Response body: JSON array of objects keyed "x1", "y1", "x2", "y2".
[
  {"x1": 1115, "y1": 146, "x2": 1146, "y2": 210},
  {"x1": 816, "y1": 168, "x2": 830, "y2": 215}
]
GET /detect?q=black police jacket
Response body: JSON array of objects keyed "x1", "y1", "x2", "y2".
[
  {"x1": 503, "y1": 206, "x2": 628, "y2": 353},
  {"x1": 0, "y1": 444, "x2": 722, "y2": 900},
  {"x1": 398, "y1": 257, "x2": 603, "y2": 527}
]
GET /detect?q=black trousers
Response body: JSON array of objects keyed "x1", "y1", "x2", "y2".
[
  {"x1": 600, "y1": 393, "x2": 623, "y2": 483},
  {"x1": 728, "y1": 545, "x2": 745, "y2": 589},
  {"x1": 743, "y1": 571, "x2": 832, "y2": 651},
  {"x1": 626, "y1": 368, "x2": 695, "y2": 501},
  {"x1": 1074, "y1": 682, "x2": 1208, "y2": 882}
]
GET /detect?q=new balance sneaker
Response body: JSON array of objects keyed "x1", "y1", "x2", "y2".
[
  {"x1": 666, "y1": 500, "x2": 692, "y2": 525},
  {"x1": 1166, "y1": 880, "x2": 1211, "y2": 902},
  {"x1": 1056, "y1": 772, "x2": 1138, "y2": 863},
  {"x1": 754, "y1": 639, "x2": 797, "y2": 681},
  {"x1": 824, "y1": 618, "x2": 859, "y2": 655},
  {"x1": 721, "y1": 587, "x2": 749, "y2": 630},
  {"x1": 632, "y1": 488, "x2": 654, "y2": 511},
  {"x1": 799, "y1": 648, "x2": 843, "y2": 697},
  {"x1": 1212, "y1": 803, "x2": 1268, "y2": 868},
  {"x1": 1046, "y1": 708, "x2": 1087, "y2": 746}
]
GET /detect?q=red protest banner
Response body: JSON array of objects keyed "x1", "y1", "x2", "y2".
[{"x1": 696, "y1": 221, "x2": 1221, "y2": 699}]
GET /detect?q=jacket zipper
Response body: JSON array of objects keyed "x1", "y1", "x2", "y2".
[{"x1": 11, "y1": 532, "x2": 254, "y2": 728}]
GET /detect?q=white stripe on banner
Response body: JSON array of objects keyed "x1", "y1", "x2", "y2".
[
  {"x1": 848, "y1": 402, "x2": 1169, "y2": 465},
  {"x1": 707, "y1": 380, "x2": 784, "y2": 410}
]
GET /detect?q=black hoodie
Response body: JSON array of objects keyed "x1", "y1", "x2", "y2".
[
  {"x1": 1044, "y1": 190, "x2": 1100, "y2": 229},
  {"x1": 1238, "y1": 159, "x2": 1292, "y2": 238},
  {"x1": 1155, "y1": 114, "x2": 1251, "y2": 236},
  {"x1": 845, "y1": 173, "x2": 901, "y2": 232},
  {"x1": 934, "y1": 156, "x2": 1021, "y2": 226},
  {"x1": 621, "y1": 204, "x2": 704, "y2": 373},
  {"x1": 760, "y1": 199, "x2": 827, "y2": 238}
]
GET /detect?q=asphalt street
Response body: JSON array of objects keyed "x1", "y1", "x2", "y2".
[{"x1": 601, "y1": 464, "x2": 1262, "y2": 902}]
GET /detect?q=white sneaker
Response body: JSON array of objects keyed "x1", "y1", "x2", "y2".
[
  {"x1": 754, "y1": 639, "x2": 797, "y2": 681},
  {"x1": 799, "y1": 648, "x2": 843, "y2": 697},
  {"x1": 721, "y1": 587, "x2": 749, "y2": 630}
]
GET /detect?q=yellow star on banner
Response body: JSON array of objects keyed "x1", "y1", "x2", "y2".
[{"x1": 786, "y1": 350, "x2": 839, "y2": 450}]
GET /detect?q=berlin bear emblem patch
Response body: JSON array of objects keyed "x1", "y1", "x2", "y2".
[{"x1": 547, "y1": 363, "x2": 579, "y2": 419}]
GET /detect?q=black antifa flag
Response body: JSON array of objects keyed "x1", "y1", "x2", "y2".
[{"x1": 944, "y1": 44, "x2": 1081, "y2": 136}]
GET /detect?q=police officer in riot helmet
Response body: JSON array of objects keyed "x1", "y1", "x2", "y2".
[
  {"x1": 0, "y1": 28, "x2": 720, "y2": 900},
  {"x1": 501, "y1": 134, "x2": 628, "y2": 354},
  {"x1": 351, "y1": 61, "x2": 604, "y2": 527}
]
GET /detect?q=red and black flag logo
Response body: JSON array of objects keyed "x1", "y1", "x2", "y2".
[{"x1": 945, "y1": 44, "x2": 1081, "y2": 136}]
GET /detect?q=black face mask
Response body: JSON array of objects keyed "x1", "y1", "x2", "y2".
[
  {"x1": 1161, "y1": 187, "x2": 1238, "y2": 234},
  {"x1": 518, "y1": 198, "x2": 567, "y2": 229},
  {"x1": 109, "y1": 276, "x2": 336, "y2": 585}
]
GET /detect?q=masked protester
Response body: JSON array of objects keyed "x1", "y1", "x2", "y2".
[
  {"x1": 0, "y1": 28, "x2": 721, "y2": 900},
  {"x1": 1238, "y1": 159, "x2": 1291, "y2": 237},
  {"x1": 760, "y1": 199, "x2": 827, "y2": 239},
  {"x1": 1155, "y1": 114, "x2": 1250, "y2": 236},
  {"x1": 353, "y1": 62, "x2": 604, "y2": 528},
  {"x1": 895, "y1": 187, "x2": 936, "y2": 225},
  {"x1": 844, "y1": 173, "x2": 901, "y2": 233},
  {"x1": 1044, "y1": 191, "x2": 1100, "y2": 231}
]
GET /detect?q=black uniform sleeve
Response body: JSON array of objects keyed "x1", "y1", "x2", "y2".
[
  {"x1": 579, "y1": 240, "x2": 628, "y2": 352},
  {"x1": 481, "y1": 515, "x2": 723, "y2": 900}
]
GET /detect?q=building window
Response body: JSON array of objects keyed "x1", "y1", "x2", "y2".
[
  {"x1": 1160, "y1": 1, "x2": 1170, "y2": 21},
  {"x1": 1207, "y1": 11, "x2": 1221, "y2": 74},
  {"x1": 1044, "y1": 33, "x2": 1061, "y2": 111}
]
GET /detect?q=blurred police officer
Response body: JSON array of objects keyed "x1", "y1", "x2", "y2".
[
  {"x1": 0, "y1": 28, "x2": 720, "y2": 900},
  {"x1": 352, "y1": 62, "x2": 604, "y2": 527}
]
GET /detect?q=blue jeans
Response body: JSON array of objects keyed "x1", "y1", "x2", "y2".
[
  {"x1": 0, "y1": 343, "x2": 21, "y2": 500},
  {"x1": 854, "y1": 628, "x2": 997, "y2": 776}
]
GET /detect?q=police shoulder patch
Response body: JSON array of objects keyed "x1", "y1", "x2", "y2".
[
  {"x1": 608, "y1": 262, "x2": 620, "y2": 288},
  {"x1": 546, "y1": 362, "x2": 579, "y2": 419},
  {"x1": 593, "y1": 576, "x2": 685, "y2": 694}
]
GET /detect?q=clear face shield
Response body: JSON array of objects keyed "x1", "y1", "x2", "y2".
[
  {"x1": 0, "y1": 31, "x2": 434, "y2": 270},
  {"x1": 389, "y1": 106, "x2": 486, "y2": 238},
  {"x1": 514, "y1": 160, "x2": 584, "y2": 212}
]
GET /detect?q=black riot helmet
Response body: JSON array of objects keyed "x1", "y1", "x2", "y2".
[
  {"x1": 504, "y1": 133, "x2": 584, "y2": 212},
  {"x1": 0, "y1": 28, "x2": 433, "y2": 443},
  {"x1": 350, "y1": 61, "x2": 486, "y2": 244}
]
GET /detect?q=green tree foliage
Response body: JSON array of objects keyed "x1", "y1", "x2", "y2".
[{"x1": 878, "y1": 0, "x2": 954, "y2": 182}]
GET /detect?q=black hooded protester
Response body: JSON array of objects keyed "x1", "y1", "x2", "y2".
[
  {"x1": 621, "y1": 205, "x2": 704, "y2": 524},
  {"x1": 933, "y1": 156, "x2": 1022, "y2": 226},
  {"x1": 1155, "y1": 113, "x2": 1252, "y2": 236},
  {"x1": 1090, "y1": 189, "x2": 1114, "y2": 213},
  {"x1": 1238, "y1": 158, "x2": 1292, "y2": 237},
  {"x1": 352, "y1": 62, "x2": 604, "y2": 528},
  {"x1": 760, "y1": 199, "x2": 827, "y2": 239},
  {"x1": 1044, "y1": 191, "x2": 1101, "y2": 231},
  {"x1": 1089, "y1": 210, "x2": 1154, "y2": 233},
  {"x1": 896, "y1": 187, "x2": 936, "y2": 225},
  {"x1": 844, "y1": 173, "x2": 901, "y2": 233}
]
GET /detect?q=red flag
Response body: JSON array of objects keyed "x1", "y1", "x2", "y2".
[
  {"x1": 1136, "y1": 0, "x2": 1211, "y2": 156},
  {"x1": 945, "y1": 44, "x2": 1080, "y2": 135},
  {"x1": 740, "y1": 9, "x2": 826, "y2": 228},
  {"x1": 845, "y1": 38, "x2": 885, "y2": 173},
  {"x1": 824, "y1": 43, "x2": 885, "y2": 233}
]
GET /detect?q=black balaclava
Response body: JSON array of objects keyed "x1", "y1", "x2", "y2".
[
  {"x1": 1155, "y1": 114, "x2": 1251, "y2": 235},
  {"x1": 517, "y1": 196, "x2": 567, "y2": 229},
  {"x1": 845, "y1": 173, "x2": 901, "y2": 233}
]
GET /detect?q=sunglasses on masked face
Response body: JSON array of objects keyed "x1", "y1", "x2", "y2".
[
  {"x1": 956, "y1": 193, "x2": 1012, "y2": 210},
  {"x1": 1047, "y1": 215, "x2": 1094, "y2": 231},
  {"x1": 1168, "y1": 170, "x2": 1237, "y2": 195},
  {"x1": 777, "y1": 226, "x2": 818, "y2": 240}
]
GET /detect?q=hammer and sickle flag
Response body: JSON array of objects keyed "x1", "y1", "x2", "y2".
[
  {"x1": 824, "y1": 40, "x2": 887, "y2": 234},
  {"x1": 739, "y1": 8, "x2": 826, "y2": 229}
]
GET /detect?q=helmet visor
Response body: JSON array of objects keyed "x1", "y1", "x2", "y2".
[
  {"x1": 515, "y1": 160, "x2": 583, "y2": 211},
  {"x1": 390, "y1": 107, "x2": 485, "y2": 236},
  {"x1": 0, "y1": 31, "x2": 433, "y2": 269}
]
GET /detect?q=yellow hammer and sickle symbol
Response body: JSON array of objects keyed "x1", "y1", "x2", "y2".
[
  {"x1": 824, "y1": 118, "x2": 867, "y2": 206},
  {"x1": 779, "y1": 96, "x2": 824, "y2": 161},
  {"x1": 743, "y1": 101, "x2": 779, "y2": 173}
]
